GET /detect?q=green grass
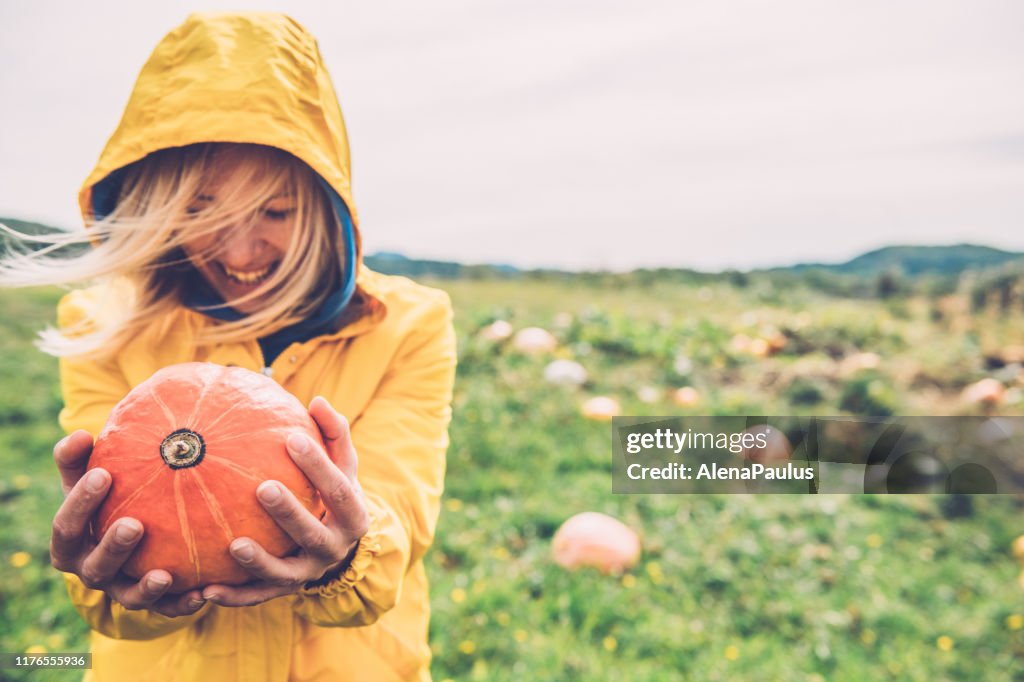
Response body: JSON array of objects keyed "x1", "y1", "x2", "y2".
[{"x1": 1, "y1": 279, "x2": 1023, "y2": 681}]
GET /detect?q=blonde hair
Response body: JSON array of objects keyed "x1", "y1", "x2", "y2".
[{"x1": 0, "y1": 143, "x2": 342, "y2": 359}]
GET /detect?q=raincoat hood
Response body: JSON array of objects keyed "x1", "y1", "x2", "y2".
[{"x1": 79, "y1": 11, "x2": 369, "y2": 320}]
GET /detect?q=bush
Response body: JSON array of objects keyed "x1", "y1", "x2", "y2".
[
  {"x1": 838, "y1": 372, "x2": 899, "y2": 416},
  {"x1": 782, "y1": 376, "x2": 828, "y2": 406}
]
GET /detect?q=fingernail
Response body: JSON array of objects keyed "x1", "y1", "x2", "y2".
[
  {"x1": 85, "y1": 469, "x2": 108, "y2": 493},
  {"x1": 258, "y1": 482, "x2": 282, "y2": 504},
  {"x1": 232, "y1": 540, "x2": 254, "y2": 561},
  {"x1": 148, "y1": 575, "x2": 171, "y2": 590},
  {"x1": 188, "y1": 598, "x2": 206, "y2": 610},
  {"x1": 205, "y1": 591, "x2": 221, "y2": 603},
  {"x1": 116, "y1": 521, "x2": 141, "y2": 543},
  {"x1": 287, "y1": 433, "x2": 310, "y2": 454}
]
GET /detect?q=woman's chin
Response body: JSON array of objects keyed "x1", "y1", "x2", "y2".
[{"x1": 228, "y1": 294, "x2": 269, "y2": 314}]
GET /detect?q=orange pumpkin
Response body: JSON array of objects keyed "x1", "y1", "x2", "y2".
[{"x1": 88, "y1": 362, "x2": 325, "y2": 592}]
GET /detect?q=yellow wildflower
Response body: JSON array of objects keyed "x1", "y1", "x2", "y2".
[
  {"x1": 936, "y1": 636, "x2": 954, "y2": 651},
  {"x1": 9, "y1": 551, "x2": 30, "y2": 568}
]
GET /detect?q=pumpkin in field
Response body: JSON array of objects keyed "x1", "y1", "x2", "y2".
[
  {"x1": 672, "y1": 386, "x2": 700, "y2": 407},
  {"x1": 962, "y1": 377, "x2": 1004, "y2": 406},
  {"x1": 1012, "y1": 535, "x2": 1024, "y2": 564},
  {"x1": 741, "y1": 424, "x2": 792, "y2": 464},
  {"x1": 581, "y1": 396, "x2": 621, "y2": 421},
  {"x1": 511, "y1": 327, "x2": 557, "y2": 355},
  {"x1": 551, "y1": 512, "x2": 641, "y2": 574},
  {"x1": 88, "y1": 362, "x2": 325, "y2": 592}
]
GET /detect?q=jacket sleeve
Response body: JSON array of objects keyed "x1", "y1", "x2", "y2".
[
  {"x1": 290, "y1": 291, "x2": 457, "y2": 626},
  {"x1": 57, "y1": 291, "x2": 212, "y2": 640}
]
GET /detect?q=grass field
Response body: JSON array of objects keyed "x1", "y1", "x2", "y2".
[{"x1": 1, "y1": 278, "x2": 1023, "y2": 681}]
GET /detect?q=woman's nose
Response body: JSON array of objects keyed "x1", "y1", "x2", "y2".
[{"x1": 218, "y1": 230, "x2": 263, "y2": 267}]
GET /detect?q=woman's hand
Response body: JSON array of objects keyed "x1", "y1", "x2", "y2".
[
  {"x1": 50, "y1": 431, "x2": 207, "y2": 617},
  {"x1": 201, "y1": 396, "x2": 370, "y2": 607}
]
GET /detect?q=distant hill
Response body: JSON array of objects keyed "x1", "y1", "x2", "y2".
[
  {"x1": 0, "y1": 217, "x2": 69, "y2": 239},
  {"x1": 364, "y1": 252, "x2": 522, "y2": 279},
  {"x1": 3, "y1": 216, "x2": 1022, "y2": 279},
  {"x1": 368, "y1": 244, "x2": 1024, "y2": 280},
  {"x1": 783, "y1": 244, "x2": 1024, "y2": 277},
  {"x1": 0, "y1": 217, "x2": 85, "y2": 255}
]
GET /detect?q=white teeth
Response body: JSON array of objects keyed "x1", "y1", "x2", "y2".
[{"x1": 222, "y1": 263, "x2": 274, "y2": 284}]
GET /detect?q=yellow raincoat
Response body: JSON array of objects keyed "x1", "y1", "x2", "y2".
[{"x1": 57, "y1": 12, "x2": 455, "y2": 681}]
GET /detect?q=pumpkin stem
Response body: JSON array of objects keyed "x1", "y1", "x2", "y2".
[{"x1": 160, "y1": 429, "x2": 206, "y2": 469}]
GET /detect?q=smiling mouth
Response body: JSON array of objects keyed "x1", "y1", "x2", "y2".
[{"x1": 219, "y1": 261, "x2": 278, "y2": 285}]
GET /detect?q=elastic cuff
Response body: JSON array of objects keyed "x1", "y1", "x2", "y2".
[{"x1": 299, "y1": 519, "x2": 383, "y2": 598}]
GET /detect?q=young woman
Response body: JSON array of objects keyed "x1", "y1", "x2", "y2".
[{"x1": 3, "y1": 12, "x2": 455, "y2": 681}]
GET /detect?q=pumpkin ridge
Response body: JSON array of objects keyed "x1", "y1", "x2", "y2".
[
  {"x1": 205, "y1": 457, "x2": 264, "y2": 484},
  {"x1": 114, "y1": 426, "x2": 170, "y2": 447},
  {"x1": 102, "y1": 464, "x2": 167, "y2": 528},
  {"x1": 182, "y1": 369, "x2": 214, "y2": 432},
  {"x1": 202, "y1": 429, "x2": 274, "y2": 447},
  {"x1": 193, "y1": 397, "x2": 251, "y2": 441},
  {"x1": 191, "y1": 470, "x2": 235, "y2": 544},
  {"x1": 93, "y1": 455, "x2": 157, "y2": 465},
  {"x1": 147, "y1": 383, "x2": 181, "y2": 431},
  {"x1": 173, "y1": 473, "x2": 201, "y2": 586}
]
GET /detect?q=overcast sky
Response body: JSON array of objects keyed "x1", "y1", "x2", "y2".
[{"x1": 2, "y1": 1, "x2": 1022, "y2": 271}]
